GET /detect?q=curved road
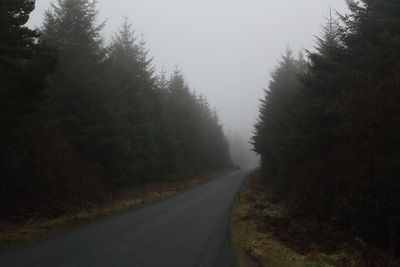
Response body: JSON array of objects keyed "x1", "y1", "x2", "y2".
[{"x1": 0, "y1": 170, "x2": 249, "y2": 267}]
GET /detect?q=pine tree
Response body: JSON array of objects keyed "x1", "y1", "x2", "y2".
[
  {"x1": 252, "y1": 49, "x2": 305, "y2": 189},
  {"x1": 1, "y1": 0, "x2": 57, "y2": 116},
  {"x1": 42, "y1": 0, "x2": 106, "y2": 130},
  {"x1": 336, "y1": 0, "x2": 400, "y2": 251},
  {"x1": 0, "y1": 0, "x2": 57, "y2": 218},
  {"x1": 104, "y1": 19, "x2": 160, "y2": 185},
  {"x1": 42, "y1": 0, "x2": 114, "y2": 178}
]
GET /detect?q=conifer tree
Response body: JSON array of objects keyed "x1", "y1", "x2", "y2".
[
  {"x1": 0, "y1": 0, "x2": 57, "y2": 218},
  {"x1": 1, "y1": 0, "x2": 57, "y2": 117},
  {"x1": 104, "y1": 19, "x2": 160, "y2": 184},
  {"x1": 42, "y1": 0, "x2": 113, "y2": 178},
  {"x1": 252, "y1": 49, "x2": 305, "y2": 189}
]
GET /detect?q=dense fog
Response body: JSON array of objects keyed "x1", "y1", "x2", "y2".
[{"x1": 28, "y1": 0, "x2": 348, "y2": 167}]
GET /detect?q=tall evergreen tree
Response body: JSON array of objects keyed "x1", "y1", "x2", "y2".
[
  {"x1": 103, "y1": 19, "x2": 161, "y2": 185},
  {"x1": 41, "y1": 0, "x2": 114, "y2": 178},
  {"x1": 336, "y1": 0, "x2": 400, "y2": 250},
  {"x1": 252, "y1": 49, "x2": 305, "y2": 189},
  {"x1": 0, "y1": 0, "x2": 57, "y2": 218},
  {"x1": 1, "y1": 0, "x2": 56, "y2": 117}
]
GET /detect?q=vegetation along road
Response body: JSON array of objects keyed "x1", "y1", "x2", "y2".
[{"x1": 0, "y1": 170, "x2": 250, "y2": 267}]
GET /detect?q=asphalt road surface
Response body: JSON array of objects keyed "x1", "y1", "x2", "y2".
[{"x1": 0, "y1": 170, "x2": 249, "y2": 267}]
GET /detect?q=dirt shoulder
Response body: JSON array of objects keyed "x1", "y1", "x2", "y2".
[
  {"x1": 0, "y1": 171, "x2": 228, "y2": 251},
  {"x1": 230, "y1": 170, "x2": 399, "y2": 267}
]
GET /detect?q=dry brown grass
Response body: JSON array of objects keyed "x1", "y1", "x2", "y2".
[
  {"x1": 0, "y1": 173, "x2": 216, "y2": 251},
  {"x1": 230, "y1": 170, "x2": 399, "y2": 267}
]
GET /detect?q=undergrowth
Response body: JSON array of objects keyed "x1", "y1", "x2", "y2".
[{"x1": 230, "y1": 170, "x2": 400, "y2": 267}]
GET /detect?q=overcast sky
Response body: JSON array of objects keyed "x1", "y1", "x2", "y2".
[{"x1": 28, "y1": 0, "x2": 349, "y2": 159}]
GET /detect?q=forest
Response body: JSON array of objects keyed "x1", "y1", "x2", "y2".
[
  {"x1": 253, "y1": 0, "x2": 400, "y2": 257},
  {"x1": 0, "y1": 0, "x2": 232, "y2": 221},
  {"x1": 2, "y1": 0, "x2": 400, "y2": 264}
]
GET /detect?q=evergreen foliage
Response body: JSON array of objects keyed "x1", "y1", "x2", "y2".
[
  {"x1": 42, "y1": 0, "x2": 112, "y2": 173},
  {"x1": 0, "y1": 0, "x2": 59, "y2": 219},
  {"x1": 253, "y1": 0, "x2": 400, "y2": 254},
  {"x1": 253, "y1": 49, "x2": 306, "y2": 191},
  {"x1": 1, "y1": 0, "x2": 232, "y2": 219}
]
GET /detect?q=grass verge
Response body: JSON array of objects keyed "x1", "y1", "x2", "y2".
[
  {"x1": 230, "y1": 170, "x2": 399, "y2": 267},
  {"x1": 0, "y1": 172, "x2": 223, "y2": 251}
]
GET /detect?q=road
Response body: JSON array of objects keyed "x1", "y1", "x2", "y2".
[{"x1": 0, "y1": 170, "x2": 249, "y2": 267}]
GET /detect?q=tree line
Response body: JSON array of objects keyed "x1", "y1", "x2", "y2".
[
  {"x1": 0, "y1": 0, "x2": 232, "y2": 220},
  {"x1": 253, "y1": 0, "x2": 400, "y2": 255}
]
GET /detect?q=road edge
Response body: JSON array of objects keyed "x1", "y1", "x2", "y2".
[{"x1": 0, "y1": 169, "x2": 236, "y2": 252}]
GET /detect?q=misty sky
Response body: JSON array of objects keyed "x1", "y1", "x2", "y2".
[{"x1": 28, "y1": 0, "x2": 348, "y2": 152}]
